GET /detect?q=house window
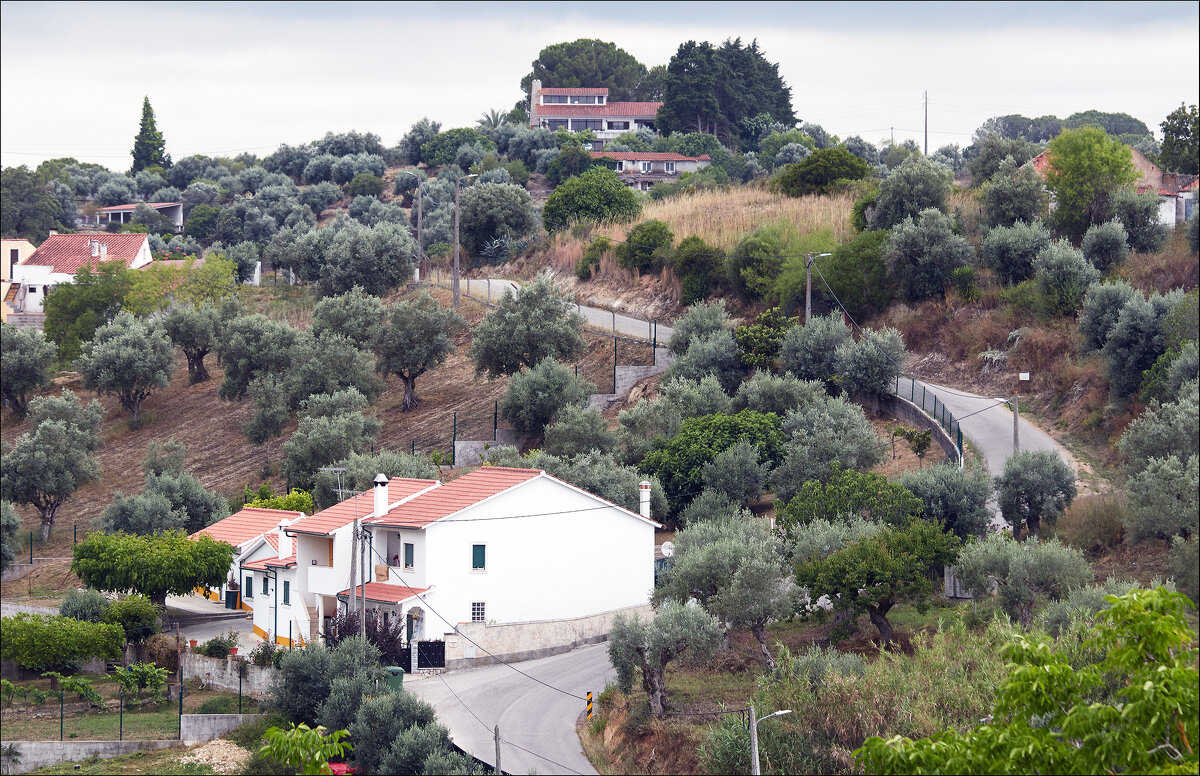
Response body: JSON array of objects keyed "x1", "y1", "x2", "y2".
[
  {"x1": 404, "y1": 543, "x2": 414, "y2": 570},
  {"x1": 245, "y1": 576, "x2": 253, "y2": 597},
  {"x1": 544, "y1": 119, "x2": 568, "y2": 131},
  {"x1": 665, "y1": 162, "x2": 676, "y2": 174},
  {"x1": 597, "y1": 96, "x2": 606, "y2": 104},
  {"x1": 472, "y1": 544, "x2": 486, "y2": 571},
  {"x1": 542, "y1": 95, "x2": 568, "y2": 104},
  {"x1": 471, "y1": 602, "x2": 486, "y2": 622},
  {"x1": 640, "y1": 162, "x2": 652, "y2": 174},
  {"x1": 283, "y1": 581, "x2": 290, "y2": 606},
  {"x1": 569, "y1": 95, "x2": 597, "y2": 104},
  {"x1": 607, "y1": 121, "x2": 629, "y2": 131},
  {"x1": 262, "y1": 576, "x2": 268, "y2": 596}
]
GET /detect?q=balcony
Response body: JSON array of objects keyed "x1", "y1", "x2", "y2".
[{"x1": 307, "y1": 565, "x2": 344, "y2": 597}]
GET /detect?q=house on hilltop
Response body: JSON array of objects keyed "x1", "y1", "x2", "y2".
[
  {"x1": 90, "y1": 201, "x2": 184, "y2": 231},
  {"x1": 589, "y1": 150, "x2": 712, "y2": 192},
  {"x1": 1030, "y1": 147, "x2": 1196, "y2": 225},
  {"x1": 529, "y1": 81, "x2": 661, "y2": 145},
  {"x1": 241, "y1": 467, "x2": 658, "y2": 667}
]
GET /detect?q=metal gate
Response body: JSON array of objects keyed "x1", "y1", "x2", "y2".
[{"x1": 415, "y1": 640, "x2": 446, "y2": 669}]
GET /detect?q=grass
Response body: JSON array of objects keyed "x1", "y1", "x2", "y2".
[{"x1": 28, "y1": 747, "x2": 213, "y2": 775}]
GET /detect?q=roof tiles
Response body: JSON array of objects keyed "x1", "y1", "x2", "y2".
[
  {"x1": 191, "y1": 507, "x2": 304, "y2": 548},
  {"x1": 367, "y1": 467, "x2": 541, "y2": 529},
  {"x1": 589, "y1": 151, "x2": 711, "y2": 162},
  {"x1": 539, "y1": 87, "x2": 609, "y2": 96},
  {"x1": 287, "y1": 478, "x2": 440, "y2": 536},
  {"x1": 337, "y1": 582, "x2": 429, "y2": 605},
  {"x1": 535, "y1": 101, "x2": 662, "y2": 118},
  {"x1": 24, "y1": 234, "x2": 148, "y2": 274}
]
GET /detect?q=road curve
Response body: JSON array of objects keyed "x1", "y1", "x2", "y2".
[{"x1": 406, "y1": 642, "x2": 613, "y2": 775}]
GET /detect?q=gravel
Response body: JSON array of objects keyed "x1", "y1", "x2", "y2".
[{"x1": 182, "y1": 739, "x2": 252, "y2": 774}]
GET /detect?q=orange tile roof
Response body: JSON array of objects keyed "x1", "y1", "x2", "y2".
[
  {"x1": 24, "y1": 234, "x2": 148, "y2": 274},
  {"x1": 590, "y1": 151, "x2": 711, "y2": 162},
  {"x1": 337, "y1": 582, "x2": 429, "y2": 605},
  {"x1": 367, "y1": 467, "x2": 541, "y2": 529},
  {"x1": 288, "y1": 478, "x2": 440, "y2": 536},
  {"x1": 191, "y1": 508, "x2": 303, "y2": 548},
  {"x1": 243, "y1": 553, "x2": 296, "y2": 571},
  {"x1": 535, "y1": 101, "x2": 662, "y2": 118}
]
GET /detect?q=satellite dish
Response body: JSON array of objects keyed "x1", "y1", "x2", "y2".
[{"x1": 660, "y1": 541, "x2": 675, "y2": 558}]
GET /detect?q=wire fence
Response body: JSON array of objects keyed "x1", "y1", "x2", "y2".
[{"x1": 892, "y1": 377, "x2": 964, "y2": 463}]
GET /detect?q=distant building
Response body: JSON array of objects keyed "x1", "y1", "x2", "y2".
[
  {"x1": 529, "y1": 81, "x2": 660, "y2": 145},
  {"x1": 90, "y1": 201, "x2": 184, "y2": 230},
  {"x1": 1, "y1": 238, "x2": 36, "y2": 323},
  {"x1": 589, "y1": 151, "x2": 712, "y2": 192},
  {"x1": 7, "y1": 233, "x2": 151, "y2": 325}
]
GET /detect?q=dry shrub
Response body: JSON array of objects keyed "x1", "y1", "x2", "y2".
[
  {"x1": 1117, "y1": 236, "x2": 1199, "y2": 294},
  {"x1": 145, "y1": 633, "x2": 179, "y2": 673},
  {"x1": 947, "y1": 312, "x2": 1013, "y2": 362},
  {"x1": 884, "y1": 301, "x2": 944, "y2": 353},
  {"x1": 1057, "y1": 494, "x2": 1126, "y2": 556},
  {"x1": 1049, "y1": 358, "x2": 1108, "y2": 434},
  {"x1": 1008, "y1": 326, "x2": 1073, "y2": 377}
]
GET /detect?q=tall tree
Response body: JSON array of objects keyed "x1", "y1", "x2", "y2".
[
  {"x1": 1044, "y1": 127, "x2": 1138, "y2": 240},
  {"x1": 130, "y1": 97, "x2": 167, "y2": 174},
  {"x1": 78, "y1": 312, "x2": 176, "y2": 427},
  {"x1": 372, "y1": 292, "x2": 465, "y2": 411},
  {"x1": 519, "y1": 39, "x2": 648, "y2": 102},
  {"x1": 0, "y1": 166, "x2": 68, "y2": 242},
  {"x1": 71, "y1": 531, "x2": 233, "y2": 607},
  {"x1": 1, "y1": 324, "x2": 57, "y2": 419},
  {"x1": 1159, "y1": 102, "x2": 1199, "y2": 174},
  {"x1": 468, "y1": 274, "x2": 586, "y2": 378}
]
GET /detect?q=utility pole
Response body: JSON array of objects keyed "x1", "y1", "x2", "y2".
[
  {"x1": 804, "y1": 252, "x2": 832, "y2": 324},
  {"x1": 749, "y1": 705, "x2": 760, "y2": 776},
  {"x1": 493, "y1": 725, "x2": 502, "y2": 775},
  {"x1": 349, "y1": 519, "x2": 359, "y2": 617},
  {"x1": 360, "y1": 526, "x2": 368, "y2": 641},
  {"x1": 891, "y1": 126, "x2": 894, "y2": 146},
  {"x1": 924, "y1": 91, "x2": 928, "y2": 156},
  {"x1": 415, "y1": 177, "x2": 423, "y2": 266},
  {"x1": 1012, "y1": 392, "x2": 1019, "y2": 454}
]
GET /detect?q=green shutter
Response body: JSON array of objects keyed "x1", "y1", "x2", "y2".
[
  {"x1": 472, "y1": 544, "x2": 486, "y2": 570},
  {"x1": 404, "y1": 543, "x2": 414, "y2": 568},
  {"x1": 245, "y1": 576, "x2": 252, "y2": 597},
  {"x1": 283, "y1": 581, "x2": 290, "y2": 606}
]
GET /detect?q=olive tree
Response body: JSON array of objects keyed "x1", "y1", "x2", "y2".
[
  {"x1": 869, "y1": 156, "x2": 952, "y2": 230},
  {"x1": 499, "y1": 357, "x2": 594, "y2": 436},
  {"x1": 667, "y1": 301, "x2": 729, "y2": 356},
  {"x1": 372, "y1": 292, "x2": 465, "y2": 412},
  {"x1": 701, "y1": 440, "x2": 772, "y2": 507},
  {"x1": 242, "y1": 375, "x2": 290, "y2": 465},
  {"x1": 834, "y1": 326, "x2": 906, "y2": 401},
  {"x1": 469, "y1": 274, "x2": 586, "y2": 378},
  {"x1": 1117, "y1": 380, "x2": 1199, "y2": 474},
  {"x1": 1033, "y1": 240, "x2": 1100, "y2": 316},
  {"x1": 780, "y1": 313, "x2": 852, "y2": 386},
  {"x1": 309, "y1": 286, "x2": 384, "y2": 349},
  {"x1": 1080, "y1": 219, "x2": 1130, "y2": 272},
  {"x1": 1124, "y1": 454, "x2": 1198, "y2": 543},
  {"x1": 217, "y1": 314, "x2": 298, "y2": 400},
  {"x1": 608, "y1": 599, "x2": 722, "y2": 716},
  {"x1": 954, "y1": 534, "x2": 1092, "y2": 626},
  {"x1": 980, "y1": 220, "x2": 1052, "y2": 286},
  {"x1": 1108, "y1": 187, "x2": 1169, "y2": 254},
  {"x1": 458, "y1": 182, "x2": 538, "y2": 254},
  {"x1": 78, "y1": 312, "x2": 176, "y2": 426},
  {"x1": 663, "y1": 330, "x2": 744, "y2": 395},
  {"x1": 1079, "y1": 280, "x2": 1138, "y2": 353},
  {"x1": 1, "y1": 501, "x2": 19, "y2": 571},
  {"x1": 980, "y1": 156, "x2": 1047, "y2": 228},
  {"x1": 772, "y1": 397, "x2": 884, "y2": 504},
  {"x1": 731, "y1": 372, "x2": 825, "y2": 417},
  {"x1": 542, "y1": 405, "x2": 617, "y2": 457},
  {"x1": 1, "y1": 324, "x2": 57, "y2": 419},
  {"x1": 995, "y1": 450, "x2": 1076, "y2": 540},
  {"x1": 898, "y1": 464, "x2": 993, "y2": 539},
  {"x1": 163, "y1": 304, "x2": 220, "y2": 384},
  {"x1": 282, "y1": 388, "x2": 381, "y2": 490},
  {"x1": 885, "y1": 209, "x2": 973, "y2": 302}
]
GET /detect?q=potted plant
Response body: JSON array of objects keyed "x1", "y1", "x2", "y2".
[
  {"x1": 189, "y1": 639, "x2": 198, "y2": 648},
  {"x1": 229, "y1": 647, "x2": 238, "y2": 656}
]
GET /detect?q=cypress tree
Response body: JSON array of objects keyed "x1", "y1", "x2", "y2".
[{"x1": 130, "y1": 97, "x2": 167, "y2": 173}]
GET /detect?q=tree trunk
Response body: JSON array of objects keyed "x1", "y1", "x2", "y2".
[
  {"x1": 130, "y1": 399, "x2": 142, "y2": 428},
  {"x1": 185, "y1": 350, "x2": 209, "y2": 384},
  {"x1": 1016, "y1": 600, "x2": 1033, "y2": 628},
  {"x1": 40, "y1": 503, "x2": 58, "y2": 541},
  {"x1": 400, "y1": 375, "x2": 420, "y2": 412},
  {"x1": 644, "y1": 660, "x2": 669, "y2": 717},
  {"x1": 150, "y1": 591, "x2": 168, "y2": 608},
  {"x1": 866, "y1": 602, "x2": 896, "y2": 646},
  {"x1": 751, "y1": 621, "x2": 776, "y2": 670},
  {"x1": 1027, "y1": 514, "x2": 1040, "y2": 540}
]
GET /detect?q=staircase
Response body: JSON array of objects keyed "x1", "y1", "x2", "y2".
[{"x1": 306, "y1": 605, "x2": 319, "y2": 643}]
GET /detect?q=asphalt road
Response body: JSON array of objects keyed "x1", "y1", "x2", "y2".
[{"x1": 407, "y1": 642, "x2": 614, "y2": 776}]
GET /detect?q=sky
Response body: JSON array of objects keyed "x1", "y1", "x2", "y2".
[{"x1": 2, "y1": 1, "x2": 1198, "y2": 170}]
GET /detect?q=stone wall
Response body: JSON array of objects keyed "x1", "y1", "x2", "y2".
[
  {"x1": 443, "y1": 602, "x2": 654, "y2": 670},
  {"x1": 0, "y1": 740, "x2": 179, "y2": 775},
  {"x1": 879, "y1": 394, "x2": 960, "y2": 462},
  {"x1": 180, "y1": 713, "x2": 263, "y2": 744},
  {"x1": 180, "y1": 653, "x2": 275, "y2": 697}
]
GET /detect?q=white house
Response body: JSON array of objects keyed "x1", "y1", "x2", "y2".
[
  {"x1": 246, "y1": 467, "x2": 659, "y2": 660},
  {"x1": 91, "y1": 201, "x2": 184, "y2": 230},
  {"x1": 529, "y1": 81, "x2": 660, "y2": 145},
  {"x1": 189, "y1": 506, "x2": 306, "y2": 615},
  {"x1": 9, "y1": 233, "x2": 151, "y2": 317},
  {"x1": 589, "y1": 151, "x2": 713, "y2": 192}
]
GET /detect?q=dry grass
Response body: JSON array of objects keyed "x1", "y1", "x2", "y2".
[{"x1": 1116, "y1": 230, "x2": 1199, "y2": 293}]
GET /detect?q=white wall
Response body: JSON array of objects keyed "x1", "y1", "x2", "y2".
[
  {"x1": 420, "y1": 475, "x2": 655, "y2": 637},
  {"x1": 373, "y1": 527, "x2": 427, "y2": 589}
]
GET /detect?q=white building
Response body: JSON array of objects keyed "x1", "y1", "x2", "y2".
[
  {"x1": 589, "y1": 151, "x2": 713, "y2": 192},
  {"x1": 529, "y1": 81, "x2": 660, "y2": 144},
  {"x1": 189, "y1": 506, "x2": 307, "y2": 616},
  {"x1": 90, "y1": 201, "x2": 184, "y2": 230},
  {"x1": 8, "y1": 233, "x2": 151, "y2": 318}
]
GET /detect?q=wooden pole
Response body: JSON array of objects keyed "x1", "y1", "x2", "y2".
[{"x1": 494, "y1": 725, "x2": 502, "y2": 775}]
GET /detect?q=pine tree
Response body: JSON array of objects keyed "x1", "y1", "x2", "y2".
[{"x1": 130, "y1": 97, "x2": 166, "y2": 173}]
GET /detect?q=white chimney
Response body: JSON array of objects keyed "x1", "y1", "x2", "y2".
[
  {"x1": 373, "y1": 473, "x2": 389, "y2": 518},
  {"x1": 639, "y1": 481, "x2": 652, "y2": 519},
  {"x1": 48, "y1": 230, "x2": 57, "y2": 237},
  {"x1": 276, "y1": 519, "x2": 290, "y2": 559},
  {"x1": 90, "y1": 240, "x2": 99, "y2": 258},
  {"x1": 99, "y1": 243, "x2": 107, "y2": 260}
]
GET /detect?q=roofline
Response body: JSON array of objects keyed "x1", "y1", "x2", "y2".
[
  {"x1": 373, "y1": 470, "x2": 540, "y2": 528},
  {"x1": 291, "y1": 481, "x2": 443, "y2": 536},
  {"x1": 335, "y1": 585, "x2": 432, "y2": 606},
  {"x1": 534, "y1": 471, "x2": 663, "y2": 528}
]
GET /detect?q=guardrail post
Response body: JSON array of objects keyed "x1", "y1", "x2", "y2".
[
  {"x1": 451, "y1": 411, "x2": 457, "y2": 466},
  {"x1": 493, "y1": 401, "x2": 498, "y2": 441}
]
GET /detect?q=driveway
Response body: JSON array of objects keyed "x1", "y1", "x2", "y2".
[{"x1": 407, "y1": 642, "x2": 614, "y2": 775}]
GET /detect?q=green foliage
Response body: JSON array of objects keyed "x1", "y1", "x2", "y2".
[
  {"x1": 671, "y1": 235, "x2": 724, "y2": 305},
  {"x1": 778, "y1": 463, "x2": 922, "y2": 531},
  {"x1": 641, "y1": 409, "x2": 784, "y2": 514},
  {"x1": 372, "y1": 291, "x2": 464, "y2": 412},
  {"x1": 42, "y1": 672, "x2": 104, "y2": 707},
  {"x1": 130, "y1": 97, "x2": 167, "y2": 173},
  {"x1": 542, "y1": 166, "x2": 641, "y2": 231},
  {"x1": 1078, "y1": 280, "x2": 1138, "y2": 352},
  {"x1": 617, "y1": 219, "x2": 674, "y2": 273},
  {"x1": 1, "y1": 165, "x2": 73, "y2": 242},
  {"x1": 1159, "y1": 103, "x2": 1199, "y2": 174},
  {"x1": 259, "y1": 723, "x2": 351, "y2": 776},
  {"x1": 801, "y1": 230, "x2": 892, "y2": 321},
  {"x1": 520, "y1": 38, "x2": 649, "y2": 102},
  {"x1": 542, "y1": 405, "x2": 616, "y2": 457},
  {"x1": 575, "y1": 236, "x2": 610, "y2": 280},
  {"x1": 1080, "y1": 219, "x2": 1130, "y2": 272},
  {"x1": 545, "y1": 143, "x2": 596, "y2": 185},
  {"x1": 731, "y1": 371, "x2": 824, "y2": 417},
  {"x1": 779, "y1": 147, "x2": 870, "y2": 197},
  {"x1": 1125, "y1": 453, "x2": 1198, "y2": 543},
  {"x1": 1033, "y1": 239, "x2": 1100, "y2": 316},
  {"x1": 499, "y1": 357, "x2": 594, "y2": 436},
  {"x1": 700, "y1": 440, "x2": 771, "y2": 507},
  {"x1": 667, "y1": 300, "x2": 728, "y2": 356},
  {"x1": 0, "y1": 613, "x2": 123, "y2": 672},
  {"x1": 116, "y1": 662, "x2": 169, "y2": 703},
  {"x1": 855, "y1": 587, "x2": 1198, "y2": 775},
  {"x1": 197, "y1": 631, "x2": 240, "y2": 659},
  {"x1": 310, "y1": 287, "x2": 384, "y2": 349},
  {"x1": 458, "y1": 182, "x2": 537, "y2": 255},
  {"x1": 1118, "y1": 379, "x2": 1199, "y2": 473},
  {"x1": 346, "y1": 173, "x2": 384, "y2": 198},
  {"x1": 968, "y1": 135, "x2": 1041, "y2": 187},
  {"x1": 78, "y1": 312, "x2": 175, "y2": 426},
  {"x1": 664, "y1": 329, "x2": 743, "y2": 394},
  {"x1": 310, "y1": 450, "x2": 438, "y2": 511},
  {"x1": 608, "y1": 599, "x2": 722, "y2": 715},
  {"x1": 886, "y1": 208, "x2": 973, "y2": 302},
  {"x1": 956, "y1": 534, "x2": 1092, "y2": 625},
  {"x1": 869, "y1": 156, "x2": 952, "y2": 230},
  {"x1": 163, "y1": 303, "x2": 221, "y2": 385},
  {"x1": 43, "y1": 262, "x2": 135, "y2": 364},
  {"x1": 283, "y1": 390, "x2": 381, "y2": 491},
  {"x1": 980, "y1": 219, "x2": 1051, "y2": 286},
  {"x1": 469, "y1": 274, "x2": 586, "y2": 378},
  {"x1": 615, "y1": 376, "x2": 731, "y2": 465},
  {"x1": 0, "y1": 324, "x2": 57, "y2": 419},
  {"x1": 772, "y1": 395, "x2": 885, "y2": 504},
  {"x1": 103, "y1": 594, "x2": 162, "y2": 644},
  {"x1": 980, "y1": 155, "x2": 1047, "y2": 228},
  {"x1": 898, "y1": 464, "x2": 993, "y2": 539},
  {"x1": 72, "y1": 530, "x2": 234, "y2": 606},
  {"x1": 485, "y1": 447, "x2": 667, "y2": 518},
  {"x1": 217, "y1": 314, "x2": 298, "y2": 401},
  {"x1": 1, "y1": 501, "x2": 21, "y2": 572},
  {"x1": 59, "y1": 588, "x2": 110, "y2": 623},
  {"x1": 1107, "y1": 187, "x2": 1169, "y2": 254},
  {"x1": 348, "y1": 689, "x2": 436, "y2": 775},
  {"x1": 995, "y1": 450, "x2": 1077, "y2": 540},
  {"x1": 1044, "y1": 126, "x2": 1139, "y2": 240},
  {"x1": 1102, "y1": 290, "x2": 1185, "y2": 400},
  {"x1": 732, "y1": 307, "x2": 796, "y2": 369},
  {"x1": 835, "y1": 326, "x2": 906, "y2": 399},
  {"x1": 419, "y1": 127, "x2": 493, "y2": 166},
  {"x1": 795, "y1": 519, "x2": 959, "y2": 643},
  {"x1": 1170, "y1": 535, "x2": 1199, "y2": 602},
  {"x1": 780, "y1": 312, "x2": 852, "y2": 386}
]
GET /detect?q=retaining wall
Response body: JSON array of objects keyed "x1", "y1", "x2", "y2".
[
  {"x1": 180, "y1": 653, "x2": 275, "y2": 697},
  {"x1": 879, "y1": 394, "x2": 960, "y2": 462},
  {"x1": 443, "y1": 602, "x2": 654, "y2": 670},
  {"x1": 0, "y1": 740, "x2": 179, "y2": 774},
  {"x1": 180, "y1": 713, "x2": 264, "y2": 743}
]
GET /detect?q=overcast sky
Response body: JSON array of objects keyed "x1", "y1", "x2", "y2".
[{"x1": 2, "y1": 1, "x2": 1197, "y2": 170}]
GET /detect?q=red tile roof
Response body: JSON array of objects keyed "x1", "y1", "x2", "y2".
[
  {"x1": 539, "y1": 87, "x2": 609, "y2": 96},
  {"x1": 96, "y1": 202, "x2": 181, "y2": 212},
  {"x1": 287, "y1": 478, "x2": 440, "y2": 536},
  {"x1": 367, "y1": 467, "x2": 541, "y2": 529},
  {"x1": 191, "y1": 508, "x2": 304, "y2": 548},
  {"x1": 590, "y1": 152, "x2": 711, "y2": 162},
  {"x1": 242, "y1": 553, "x2": 296, "y2": 571},
  {"x1": 337, "y1": 582, "x2": 429, "y2": 605},
  {"x1": 24, "y1": 234, "x2": 148, "y2": 274},
  {"x1": 536, "y1": 102, "x2": 662, "y2": 118}
]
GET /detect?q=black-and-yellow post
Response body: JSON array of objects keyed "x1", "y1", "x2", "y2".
[{"x1": 587, "y1": 691, "x2": 593, "y2": 720}]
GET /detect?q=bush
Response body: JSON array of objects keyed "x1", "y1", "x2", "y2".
[
  {"x1": 771, "y1": 397, "x2": 885, "y2": 504},
  {"x1": 59, "y1": 589, "x2": 109, "y2": 623},
  {"x1": 197, "y1": 631, "x2": 240, "y2": 659},
  {"x1": 103, "y1": 595, "x2": 162, "y2": 644},
  {"x1": 1169, "y1": 535, "x2": 1199, "y2": 602},
  {"x1": 980, "y1": 220, "x2": 1051, "y2": 286},
  {"x1": 897, "y1": 464, "x2": 993, "y2": 539},
  {"x1": 1124, "y1": 454, "x2": 1198, "y2": 543},
  {"x1": 779, "y1": 147, "x2": 870, "y2": 197},
  {"x1": 458, "y1": 182, "x2": 537, "y2": 255},
  {"x1": 1103, "y1": 291, "x2": 1186, "y2": 400},
  {"x1": 886, "y1": 209, "x2": 973, "y2": 302},
  {"x1": 806, "y1": 230, "x2": 893, "y2": 321},
  {"x1": 542, "y1": 405, "x2": 616, "y2": 457},
  {"x1": 955, "y1": 535, "x2": 1092, "y2": 625},
  {"x1": 662, "y1": 330, "x2": 743, "y2": 394},
  {"x1": 229, "y1": 711, "x2": 291, "y2": 751},
  {"x1": 835, "y1": 326, "x2": 906, "y2": 400},
  {"x1": 667, "y1": 301, "x2": 728, "y2": 356},
  {"x1": 780, "y1": 313, "x2": 852, "y2": 386},
  {"x1": 144, "y1": 633, "x2": 179, "y2": 674},
  {"x1": 1055, "y1": 494, "x2": 1126, "y2": 555},
  {"x1": 575, "y1": 236, "x2": 610, "y2": 280},
  {"x1": 869, "y1": 156, "x2": 952, "y2": 230},
  {"x1": 995, "y1": 450, "x2": 1077, "y2": 540},
  {"x1": 543, "y1": 167, "x2": 642, "y2": 231},
  {"x1": 1033, "y1": 239, "x2": 1100, "y2": 316},
  {"x1": 1078, "y1": 280, "x2": 1138, "y2": 352},
  {"x1": 733, "y1": 307, "x2": 796, "y2": 369},
  {"x1": 346, "y1": 173, "x2": 384, "y2": 197},
  {"x1": 1108, "y1": 187, "x2": 1169, "y2": 253},
  {"x1": 980, "y1": 155, "x2": 1047, "y2": 228},
  {"x1": 0, "y1": 614, "x2": 123, "y2": 672},
  {"x1": 617, "y1": 220, "x2": 674, "y2": 273},
  {"x1": 731, "y1": 371, "x2": 824, "y2": 417},
  {"x1": 499, "y1": 358, "x2": 594, "y2": 436},
  {"x1": 1117, "y1": 380, "x2": 1199, "y2": 473},
  {"x1": 700, "y1": 440, "x2": 771, "y2": 507},
  {"x1": 1080, "y1": 219, "x2": 1130, "y2": 272},
  {"x1": 419, "y1": 128, "x2": 493, "y2": 166}
]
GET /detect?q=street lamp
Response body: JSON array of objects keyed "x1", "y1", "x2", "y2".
[
  {"x1": 804, "y1": 252, "x2": 833, "y2": 324},
  {"x1": 396, "y1": 170, "x2": 424, "y2": 276},
  {"x1": 452, "y1": 173, "x2": 479, "y2": 308},
  {"x1": 749, "y1": 706, "x2": 792, "y2": 775}
]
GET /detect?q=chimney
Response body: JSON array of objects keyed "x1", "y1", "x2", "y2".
[
  {"x1": 48, "y1": 230, "x2": 57, "y2": 236},
  {"x1": 373, "y1": 473, "x2": 389, "y2": 518},
  {"x1": 90, "y1": 240, "x2": 99, "y2": 258},
  {"x1": 277, "y1": 519, "x2": 290, "y2": 559},
  {"x1": 639, "y1": 481, "x2": 652, "y2": 519},
  {"x1": 530, "y1": 79, "x2": 541, "y2": 126},
  {"x1": 99, "y1": 243, "x2": 107, "y2": 260}
]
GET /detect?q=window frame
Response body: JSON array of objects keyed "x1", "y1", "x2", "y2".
[
  {"x1": 471, "y1": 601, "x2": 486, "y2": 622},
  {"x1": 541, "y1": 95, "x2": 568, "y2": 104},
  {"x1": 665, "y1": 161, "x2": 676, "y2": 174},
  {"x1": 244, "y1": 576, "x2": 253, "y2": 598},
  {"x1": 282, "y1": 580, "x2": 290, "y2": 606},
  {"x1": 544, "y1": 119, "x2": 568, "y2": 131},
  {"x1": 640, "y1": 161, "x2": 652, "y2": 174},
  {"x1": 404, "y1": 542, "x2": 415, "y2": 570},
  {"x1": 261, "y1": 576, "x2": 268, "y2": 596},
  {"x1": 471, "y1": 544, "x2": 487, "y2": 572}
]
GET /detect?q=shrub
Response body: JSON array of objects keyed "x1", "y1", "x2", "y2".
[
  {"x1": 731, "y1": 371, "x2": 824, "y2": 417},
  {"x1": 198, "y1": 631, "x2": 240, "y2": 659},
  {"x1": 898, "y1": 464, "x2": 993, "y2": 539},
  {"x1": 103, "y1": 595, "x2": 162, "y2": 644},
  {"x1": 1033, "y1": 239, "x2": 1100, "y2": 316},
  {"x1": 1169, "y1": 535, "x2": 1199, "y2": 602},
  {"x1": 542, "y1": 405, "x2": 616, "y2": 457},
  {"x1": 733, "y1": 307, "x2": 796, "y2": 369},
  {"x1": 662, "y1": 330, "x2": 743, "y2": 394},
  {"x1": 772, "y1": 397, "x2": 884, "y2": 503},
  {"x1": 617, "y1": 219, "x2": 674, "y2": 273},
  {"x1": 1124, "y1": 454, "x2": 1198, "y2": 543},
  {"x1": 667, "y1": 300, "x2": 728, "y2": 356},
  {"x1": 780, "y1": 313, "x2": 852, "y2": 386},
  {"x1": 59, "y1": 589, "x2": 110, "y2": 623},
  {"x1": 1080, "y1": 219, "x2": 1130, "y2": 272},
  {"x1": 805, "y1": 229, "x2": 893, "y2": 321},
  {"x1": 869, "y1": 155, "x2": 952, "y2": 230},
  {"x1": 779, "y1": 147, "x2": 870, "y2": 197},
  {"x1": 144, "y1": 633, "x2": 179, "y2": 673},
  {"x1": 1117, "y1": 380, "x2": 1199, "y2": 473},
  {"x1": 980, "y1": 155, "x2": 1047, "y2": 228},
  {"x1": 885, "y1": 208, "x2": 973, "y2": 301},
  {"x1": 458, "y1": 182, "x2": 537, "y2": 255},
  {"x1": 700, "y1": 440, "x2": 772, "y2": 507},
  {"x1": 1108, "y1": 187, "x2": 1169, "y2": 253},
  {"x1": 346, "y1": 173, "x2": 384, "y2": 198},
  {"x1": 954, "y1": 535, "x2": 1092, "y2": 625},
  {"x1": 229, "y1": 711, "x2": 291, "y2": 751},
  {"x1": 1103, "y1": 292, "x2": 1185, "y2": 400},
  {"x1": 995, "y1": 450, "x2": 1077, "y2": 540},
  {"x1": 419, "y1": 127, "x2": 493, "y2": 166},
  {"x1": 0, "y1": 614, "x2": 123, "y2": 672},
  {"x1": 575, "y1": 236, "x2": 609, "y2": 280},
  {"x1": 835, "y1": 326, "x2": 906, "y2": 400},
  {"x1": 542, "y1": 167, "x2": 641, "y2": 231},
  {"x1": 499, "y1": 357, "x2": 594, "y2": 436},
  {"x1": 778, "y1": 464, "x2": 922, "y2": 530},
  {"x1": 1078, "y1": 280, "x2": 1138, "y2": 352},
  {"x1": 980, "y1": 220, "x2": 1051, "y2": 285}
]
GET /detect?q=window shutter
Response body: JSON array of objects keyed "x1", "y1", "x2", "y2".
[{"x1": 472, "y1": 544, "x2": 486, "y2": 569}]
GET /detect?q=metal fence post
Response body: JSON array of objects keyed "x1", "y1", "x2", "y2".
[
  {"x1": 411, "y1": 439, "x2": 415, "y2": 455},
  {"x1": 119, "y1": 689, "x2": 123, "y2": 741},
  {"x1": 74, "y1": 524, "x2": 77, "y2": 546},
  {"x1": 921, "y1": 385, "x2": 926, "y2": 409},
  {"x1": 451, "y1": 411, "x2": 457, "y2": 466},
  {"x1": 178, "y1": 683, "x2": 184, "y2": 740},
  {"x1": 239, "y1": 662, "x2": 243, "y2": 715},
  {"x1": 29, "y1": 531, "x2": 33, "y2": 564},
  {"x1": 493, "y1": 401, "x2": 498, "y2": 441},
  {"x1": 613, "y1": 337, "x2": 617, "y2": 393},
  {"x1": 60, "y1": 691, "x2": 64, "y2": 741}
]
